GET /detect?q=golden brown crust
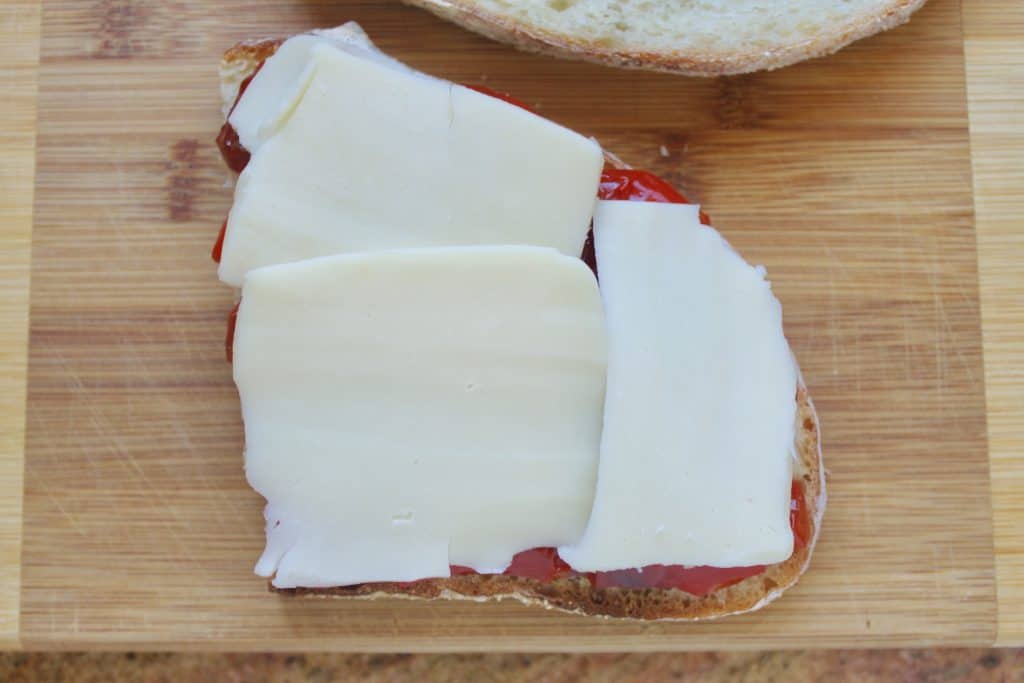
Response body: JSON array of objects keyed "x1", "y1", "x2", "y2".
[
  {"x1": 223, "y1": 38, "x2": 283, "y2": 66},
  {"x1": 402, "y1": 0, "x2": 927, "y2": 76},
  {"x1": 220, "y1": 34, "x2": 826, "y2": 619}
]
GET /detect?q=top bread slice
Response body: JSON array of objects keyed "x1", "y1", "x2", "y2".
[
  {"x1": 217, "y1": 27, "x2": 826, "y2": 619},
  {"x1": 402, "y1": 0, "x2": 927, "y2": 76}
]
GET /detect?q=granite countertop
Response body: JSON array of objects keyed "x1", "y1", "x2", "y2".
[{"x1": 1, "y1": 650, "x2": 1020, "y2": 682}]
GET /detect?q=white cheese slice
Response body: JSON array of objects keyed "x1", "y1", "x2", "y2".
[
  {"x1": 218, "y1": 36, "x2": 604, "y2": 288},
  {"x1": 227, "y1": 25, "x2": 418, "y2": 150},
  {"x1": 559, "y1": 201, "x2": 797, "y2": 571},
  {"x1": 234, "y1": 246, "x2": 607, "y2": 587}
]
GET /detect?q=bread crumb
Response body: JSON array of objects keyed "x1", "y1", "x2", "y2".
[{"x1": 659, "y1": 145, "x2": 669, "y2": 157}]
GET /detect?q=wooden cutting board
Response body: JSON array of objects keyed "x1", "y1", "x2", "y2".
[{"x1": 18, "y1": 0, "x2": 998, "y2": 649}]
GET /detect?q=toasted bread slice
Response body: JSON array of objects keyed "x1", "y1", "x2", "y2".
[
  {"x1": 218, "y1": 29, "x2": 826, "y2": 619},
  {"x1": 402, "y1": 0, "x2": 927, "y2": 76}
]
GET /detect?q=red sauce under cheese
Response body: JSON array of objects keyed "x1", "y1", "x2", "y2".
[
  {"x1": 462, "y1": 84, "x2": 537, "y2": 114},
  {"x1": 443, "y1": 479, "x2": 807, "y2": 594},
  {"x1": 582, "y1": 169, "x2": 712, "y2": 275},
  {"x1": 212, "y1": 219, "x2": 228, "y2": 264},
  {"x1": 216, "y1": 66, "x2": 262, "y2": 175},
  {"x1": 216, "y1": 63, "x2": 811, "y2": 595},
  {"x1": 225, "y1": 301, "x2": 240, "y2": 363}
]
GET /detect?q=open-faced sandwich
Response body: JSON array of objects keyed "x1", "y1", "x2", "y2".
[{"x1": 212, "y1": 23, "x2": 825, "y2": 621}]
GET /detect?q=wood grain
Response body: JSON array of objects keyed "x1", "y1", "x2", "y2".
[
  {"x1": 962, "y1": 0, "x2": 1024, "y2": 648},
  {"x1": 0, "y1": 0, "x2": 41, "y2": 650},
  {"x1": 21, "y1": 0, "x2": 996, "y2": 649}
]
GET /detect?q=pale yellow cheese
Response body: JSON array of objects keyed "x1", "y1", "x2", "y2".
[
  {"x1": 560, "y1": 201, "x2": 797, "y2": 571},
  {"x1": 218, "y1": 36, "x2": 603, "y2": 287},
  {"x1": 234, "y1": 246, "x2": 607, "y2": 587}
]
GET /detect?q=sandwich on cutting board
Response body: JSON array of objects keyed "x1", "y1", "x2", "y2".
[{"x1": 212, "y1": 23, "x2": 825, "y2": 620}]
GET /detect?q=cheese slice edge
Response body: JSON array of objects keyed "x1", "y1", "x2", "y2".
[
  {"x1": 234, "y1": 246, "x2": 607, "y2": 587},
  {"x1": 559, "y1": 201, "x2": 796, "y2": 571},
  {"x1": 228, "y1": 25, "x2": 421, "y2": 152},
  {"x1": 218, "y1": 33, "x2": 603, "y2": 288}
]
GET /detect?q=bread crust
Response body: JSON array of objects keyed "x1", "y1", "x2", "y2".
[
  {"x1": 219, "y1": 33, "x2": 826, "y2": 619},
  {"x1": 402, "y1": 0, "x2": 927, "y2": 76},
  {"x1": 279, "y1": 384, "x2": 823, "y2": 621}
]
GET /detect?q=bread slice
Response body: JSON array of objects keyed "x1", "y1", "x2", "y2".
[
  {"x1": 217, "y1": 29, "x2": 826, "y2": 619},
  {"x1": 402, "y1": 0, "x2": 927, "y2": 76}
]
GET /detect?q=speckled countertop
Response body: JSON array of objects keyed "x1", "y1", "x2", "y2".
[{"x1": 1, "y1": 651, "x2": 1021, "y2": 682}]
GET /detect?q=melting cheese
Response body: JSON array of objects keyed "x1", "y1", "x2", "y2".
[
  {"x1": 559, "y1": 201, "x2": 797, "y2": 571},
  {"x1": 234, "y1": 246, "x2": 607, "y2": 587}
]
